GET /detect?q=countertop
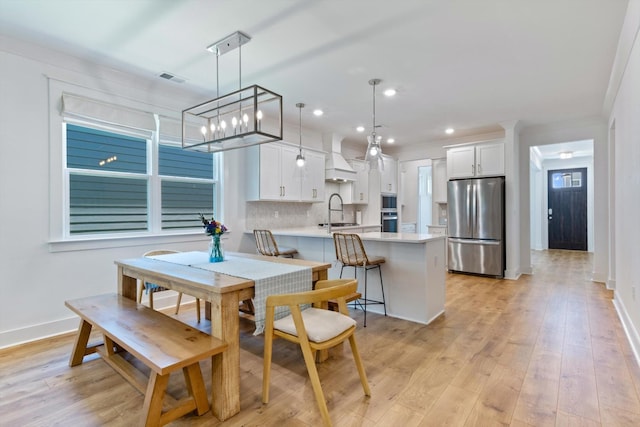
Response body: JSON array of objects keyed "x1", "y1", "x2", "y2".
[{"x1": 248, "y1": 227, "x2": 446, "y2": 243}]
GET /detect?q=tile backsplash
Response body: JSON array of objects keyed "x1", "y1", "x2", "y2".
[{"x1": 246, "y1": 201, "x2": 361, "y2": 230}]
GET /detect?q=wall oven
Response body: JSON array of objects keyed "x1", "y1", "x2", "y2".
[{"x1": 381, "y1": 211, "x2": 398, "y2": 232}]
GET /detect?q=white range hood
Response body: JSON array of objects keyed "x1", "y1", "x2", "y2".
[{"x1": 323, "y1": 134, "x2": 356, "y2": 182}]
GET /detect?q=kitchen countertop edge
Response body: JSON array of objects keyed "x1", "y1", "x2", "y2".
[{"x1": 245, "y1": 227, "x2": 446, "y2": 243}]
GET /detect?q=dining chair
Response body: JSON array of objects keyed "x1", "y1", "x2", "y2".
[
  {"x1": 333, "y1": 233, "x2": 386, "y2": 327},
  {"x1": 262, "y1": 279, "x2": 370, "y2": 427},
  {"x1": 253, "y1": 229, "x2": 298, "y2": 258},
  {"x1": 138, "y1": 250, "x2": 201, "y2": 322}
]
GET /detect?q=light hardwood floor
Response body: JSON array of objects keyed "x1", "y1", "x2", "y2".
[{"x1": 1, "y1": 250, "x2": 639, "y2": 426}]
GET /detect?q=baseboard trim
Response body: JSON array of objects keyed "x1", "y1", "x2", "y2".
[
  {"x1": 613, "y1": 293, "x2": 640, "y2": 368},
  {"x1": 0, "y1": 316, "x2": 80, "y2": 350},
  {"x1": 607, "y1": 278, "x2": 616, "y2": 290},
  {"x1": 0, "y1": 292, "x2": 198, "y2": 350}
]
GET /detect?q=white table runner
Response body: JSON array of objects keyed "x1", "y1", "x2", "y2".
[{"x1": 148, "y1": 251, "x2": 312, "y2": 334}]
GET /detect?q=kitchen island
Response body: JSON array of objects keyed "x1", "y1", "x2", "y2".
[{"x1": 246, "y1": 228, "x2": 446, "y2": 325}]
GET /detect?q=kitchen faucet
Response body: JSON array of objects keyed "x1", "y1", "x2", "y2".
[{"x1": 327, "y1": 193, "x2": 344, "y2": 235}]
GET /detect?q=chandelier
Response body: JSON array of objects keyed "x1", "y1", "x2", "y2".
[
  {"x1": 182, "y1": 31, "x2": 283, "y2": 153},
  {"x1": 364, "y1": 78, "x2": 384, "y2": 170}
]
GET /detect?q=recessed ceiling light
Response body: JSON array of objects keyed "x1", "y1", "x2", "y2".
[
  {"x1": 559, "y1": 151, "x2": 573, "y2": 159},
  {"x1": 387, "y1": 138, "x2": 395, "y2": 144},
  {"x1": 313, "y1": 109, "x2": 323, "y2": 116},
  {"x1": 384, "y1": 88, "x2": 396, "y2": 97},
  {"x1": 445, "y1": 128, "x2": 455, "y2": 134},
  {"x1": 356, "y1": 126, "x2": 365, "y2": 132}
]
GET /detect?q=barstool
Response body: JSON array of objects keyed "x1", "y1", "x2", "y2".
[
  {"x1": 253, "y1": 229, "x2": 298, "y2": 258},
  {"x1": 332, "y1": 232, "x2": 386, "y2": 326}
]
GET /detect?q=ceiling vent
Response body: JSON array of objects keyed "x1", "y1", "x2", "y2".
[{"x1": 159, "y1": 72, "x2": 185, "y2": 83}]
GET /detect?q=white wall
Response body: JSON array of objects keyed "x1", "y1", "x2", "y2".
[{"x1": 607, "y1": 0, "x2": 640, "y2": 362}]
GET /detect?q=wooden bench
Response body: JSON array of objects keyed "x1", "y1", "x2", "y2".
[{"x1": 65, "y1": 293, "x2": 227, "y2": 427}]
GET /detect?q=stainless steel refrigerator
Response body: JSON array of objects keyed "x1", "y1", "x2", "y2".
[{"x1": 447, "y1": 176, "x2": 505, "y2": 277}]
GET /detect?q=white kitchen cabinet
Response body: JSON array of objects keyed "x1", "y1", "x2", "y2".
[
  {"x1": 247, "y1": 142, "x2": 325, "y2": 202},
  {"x1": 380, "y1": 155, "x2": 397, "y2": 194},
  {"x1": 475, "y1": 142, "x2": 504, "y2": 177},
  {"x1": 300, "y1": 150, "x2": 325, "y2": 202},
  {"x1": 432, "y1": 158, "x2": 447, "y2": 203},
  {"x1": 446, "y1": 141, "x2": 504, "y2": 179},
  {"x1": 340, "y1": 159, "x2": 369, "y2": 204}
]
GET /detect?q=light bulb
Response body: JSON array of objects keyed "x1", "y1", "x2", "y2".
[
  {"x1": 232, "y1": 116, "x2": 238, "y2": 128},
  {"x1": 370, "y1": 146, "x2": 378, "y2": 156},
  {"x1": 220, "y1": 120, "x2": 227, "y2": 130},
  {"x1": 210, "y1": 123, "x2": 216, "y2": 133},
  {"x1": 200, "y1": 126, "x2": 207, "y2": 136},
  {"x1": 242, "y1": 113, "x2": 248, "y2": 124},
  {"x1": 296, "y1": 154, "x2": 305, "y2": 167},
  {"x1": 256, "y1": 110, "x2": 263, "y2": 120}
]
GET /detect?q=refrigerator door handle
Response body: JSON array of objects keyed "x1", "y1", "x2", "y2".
[
  {"x1": 471, "y1": 183, "x2": 477, "y2": 237},
  {"x1": 448, "y1": 238, "x2": 501, "y2": 246}
]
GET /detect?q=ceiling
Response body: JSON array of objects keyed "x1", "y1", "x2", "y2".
[{"x1": 0, "y1": 0, "x2": 628, "y2": 151}]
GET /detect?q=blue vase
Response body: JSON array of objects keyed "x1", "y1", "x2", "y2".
[{"x1": 209, "y1": 235, "x2": 224, "y2": 262}]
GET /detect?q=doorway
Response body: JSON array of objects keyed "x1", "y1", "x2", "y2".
[{"x1": 547, "y1": 167, "x2": 588, "y2": 250}]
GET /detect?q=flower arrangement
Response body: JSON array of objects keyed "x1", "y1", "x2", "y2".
[
  {"x1": 199, "y1": 214, "x2": 227, "y2": 262},
  {"x1": 199, "y1": 214, "x2": 227, "y2": 236}
]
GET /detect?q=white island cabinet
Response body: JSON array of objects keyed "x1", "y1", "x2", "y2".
[{"x1": 248, "y1": 228, "x2": 446, "y2": 325}]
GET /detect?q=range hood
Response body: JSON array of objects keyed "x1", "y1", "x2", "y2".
[{"x1": 323, "y1": 134, "x2": 357, "y2": 181}]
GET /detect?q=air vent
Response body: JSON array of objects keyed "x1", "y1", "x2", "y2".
[{"x1": 158, "y1": 72, "x2": 185, "y2": 83}]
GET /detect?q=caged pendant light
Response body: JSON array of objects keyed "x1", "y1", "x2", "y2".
[
  {"x1": 364, "y1": 78, "x2": 384, "y2": 170},
  {"x1": 295, "y1": 103, "x2": 305, "y2": 167},
  {"x1": 182, "y1": 31, "x2": 283, "y2": 153}
]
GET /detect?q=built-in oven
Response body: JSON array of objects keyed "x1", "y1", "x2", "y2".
[{"x1": 381, "y1": 211, "x2": 398, "y2": 232}]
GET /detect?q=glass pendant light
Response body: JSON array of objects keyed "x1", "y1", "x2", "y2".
[
  {"x1": 364, "y1": 78, "x2": 384, "y2": 171},
  {"x1": 295, "y1": 103, "x2": 305, "y2": 167}
]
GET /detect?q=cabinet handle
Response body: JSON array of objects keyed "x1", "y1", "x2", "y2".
[
  {"x1": 283, "y1": 186, "x2": 285, "y2": 197},
  {"x1": 472, "y1": 164, "x2": 475, "y2": 175},
  {"x1": 477, "y1": 164, "x2": 482, "y2": 174}
]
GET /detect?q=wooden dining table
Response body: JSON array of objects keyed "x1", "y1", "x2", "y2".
[{"x1": 114, "y1": 251, "x2": 330, "y2": 421}]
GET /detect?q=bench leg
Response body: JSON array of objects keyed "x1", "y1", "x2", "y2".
[
  {"x1": 142, "y1": 372, "x2": 169, "y2": 427},
  {"x1": 183, "y1": 363, "x2": 209, "y2": 415},
  {"x1": 69, "y1": 319, "x2": 92, "y2": 367}
]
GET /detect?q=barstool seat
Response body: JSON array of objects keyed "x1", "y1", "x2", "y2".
[{"x1": 332, "y1": 232, "x2": 386, "y2": 326}]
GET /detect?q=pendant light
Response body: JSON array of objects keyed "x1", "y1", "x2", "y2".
[
  {"x1": 182, "y1": 31, "x2": 283, "y2": 153},
  {"x1": 364, "y1": 78, "x2": 384, "y2": 171},
  {"x1": 295, "y1": 103, "x2": 305, "y2": 167}
]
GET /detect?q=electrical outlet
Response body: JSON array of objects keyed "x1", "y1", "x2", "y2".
[{"x1": 274, "y1": 211, "x2": 279, "y2": 218}]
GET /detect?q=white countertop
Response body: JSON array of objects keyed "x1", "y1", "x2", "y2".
[{"x1": 250, "y1": 227, "x2": 446, "y2": 243}]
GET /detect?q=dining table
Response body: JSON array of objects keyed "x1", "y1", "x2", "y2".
[{"x1": 115, "y1": 251, "x2": 331, "y2": 421}]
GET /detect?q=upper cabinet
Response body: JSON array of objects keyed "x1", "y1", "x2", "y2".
[
  {"x1": 300, "y1": 151, "x2": 325, "y2": 202},
  {"x1": 340, "y1": 159, "x2": 369, "y2": 204},
  {"x1": 246, "y1": 142, "x2": 325, "y2": 202},
  {"x1": 432, "y1": 158, "x2": 448, "y2": 203},
  {"x1": 380, "y1": 155, "x2": 397, "y2": 194},
  {"x1": 446, "y1": 141, "x2": 504, "y2": 179}
]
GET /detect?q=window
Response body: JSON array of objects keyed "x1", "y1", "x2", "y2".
[
  {"x1": 551, "y1": 171, "x2": 583, "y2": 189},
  {"x1": 65, "y1": 123, "x2": 218, "y2": 236}
]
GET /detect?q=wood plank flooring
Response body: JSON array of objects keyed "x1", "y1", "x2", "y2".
[{"x1": 1, "y1": 250, "x2": 639, "y2": 426}]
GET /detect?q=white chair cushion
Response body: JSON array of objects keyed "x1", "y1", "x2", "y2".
[{"x1": 273, "y1": 307, "x2": 356, "y2": 343}]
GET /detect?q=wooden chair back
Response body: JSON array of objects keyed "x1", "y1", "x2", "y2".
[{"x1": 253, "y1": 229, "x2": 280, "y2": 256}]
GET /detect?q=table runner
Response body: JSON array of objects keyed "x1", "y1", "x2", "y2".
[{"x1": 148, "y1": 251, "x2": 312, "y2": 334}]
